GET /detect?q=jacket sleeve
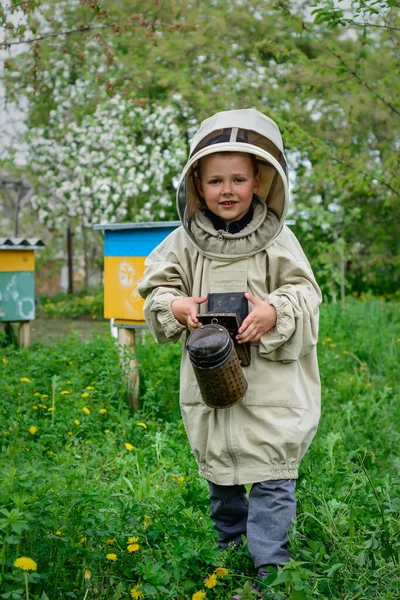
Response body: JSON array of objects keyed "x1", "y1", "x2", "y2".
[
  {"x1": 138, "y1": 230, "x2": 191, "y2": 344},
  {"x1": 258, "y1": 228, "x2": 322, "y2": 362}
]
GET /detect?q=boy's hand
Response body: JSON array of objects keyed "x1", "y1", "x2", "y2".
[
  {"x1": 236, "y1": 292, "x2": 277, "y2": 343},
  {"x1": 171, "y1": 296, "x2": 208, "y2": 332}
]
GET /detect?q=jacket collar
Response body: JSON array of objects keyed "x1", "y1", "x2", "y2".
[{"x1": 201, "y1": 201, "x2": 255, "y2": 234}]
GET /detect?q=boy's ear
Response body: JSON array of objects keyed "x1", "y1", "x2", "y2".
[
  {"x1": 195, "y1": 176, "x2": 205, "y2": 199},
  {"x1": 254, "y1": 171, "x2": 262, "y2": 193}
]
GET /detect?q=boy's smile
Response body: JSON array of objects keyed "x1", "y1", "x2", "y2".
[{"x1": 196, "y1": 153, "x2": 261, "y2": 225}]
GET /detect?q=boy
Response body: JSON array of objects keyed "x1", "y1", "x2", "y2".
[{"x1": 139, "y1": 109, "x2": 321, "y2": 597}]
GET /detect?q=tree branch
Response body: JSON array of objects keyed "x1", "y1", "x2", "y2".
[
  {"x1": 329, "y1": 48, "x2": 400, "y2": 118},
  {"x1": 343, "y1": 20, "x2": 400, "y2": 32},
  {"x1": 0, "y1": 24, "x2": 109, "y2": 48}
]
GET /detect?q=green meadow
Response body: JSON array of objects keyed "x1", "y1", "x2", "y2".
[{"x1": 1, "y1": 298, "x2": 399, "y2": 600}]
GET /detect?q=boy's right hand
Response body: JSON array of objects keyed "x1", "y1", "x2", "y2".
[{"x1": 171, "y1": 296, "x2": 208, "y2": 332}]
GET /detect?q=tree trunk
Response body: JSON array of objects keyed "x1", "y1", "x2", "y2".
[{"x1": 67, "y1": 225, "x2": 74, "y2": 295}]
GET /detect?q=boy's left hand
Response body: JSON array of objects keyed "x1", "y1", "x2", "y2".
[{"x1": 236, "y1": 292, "x2": 277, "y2": 343}]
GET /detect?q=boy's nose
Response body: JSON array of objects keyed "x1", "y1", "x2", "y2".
[{"x1": 222, "y1": 181, "x2": 234, "y2": 194}]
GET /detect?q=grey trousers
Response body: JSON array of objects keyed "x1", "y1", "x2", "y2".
[{"x1": 208, "y1": 479, "x2": 296, "y2": 569}]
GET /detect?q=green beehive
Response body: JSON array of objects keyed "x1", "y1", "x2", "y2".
[{"x1": 0, "y1": 239, "x2": 45, "y2": 344}]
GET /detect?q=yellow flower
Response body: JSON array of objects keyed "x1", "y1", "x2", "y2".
[
  {"x1": 204, "y1": 573, "x2": 217, "y2": 588},
  {"x1": 128, "y1": 536, "x2": 139, "y2": 543},
  {"x1": 106, "y1": 539, "x2": 116, "y2": 546},
  {"x1": 192, "y1": 592, "x2": 206, "y2": 600},
  {"x1": 124, "y1": 443, "x2": 134, "y2": 451},
  {"x1": 32, "y1": 405, "x2": 38, "y2": 410},
  {"x1": 39, "y1": 404, "x2": 47, "y2": 409},
  {"x1": 74, "y1": 419, "x2": 80, "y2": 425},
  {"x1": 130, "y1": 586, "x2": 144, "y2": 599},
  {"x1": 342, "y1": 350, "x2": 349, "y2": 355},
  {"x1": 60, "y1": 390, "x2": 70, "y2": 395},
  {"x1": 14, "y1": 556, "x2": 37, "y2": 571},
  {"x1": 67, "y1": 381, "x2": 73, "y2": 384},
  {"x1": 99, "y1": 408, "x2": 107, "y2": 414},
  {"x1": 177, "y1": 476, "x2": 185, "y2": 484},
  {"x1": 48, "y1": 407, "x2": 55, "y2": 412},
  {"x1": 33, "y1": 392, "x2": 40, "y2": 396},
  {"x1": 20, "y1": 377, "x2": 31, "y2": 383},
  {"x1": 349, "y1": 377, "x2": 354, "y2": 382},
  {"x1": 143, "y1": 516, "x2": 151, "y2": 526},
  {"x1": 80, "y1": 537, "x2": 87, "y2": 544},
  {"x1": 136, "y1": 422, "x2": 147, "y2": 429},
  {"x1": 55, "y1": 530, "x2": 62, "y2": 536},
  {"x1": 86, "y1": 385, "x2": 94, "y2": 390},
  {"x1": 41, "y1": 394, "x2": 48, "y2": 399},
  {"x1": 2, "y1": 357, "x2": 8, "y2": 364},
  {"x1": 214, "y1": 567, "x2": 229, "y2": 577},
  {"x1": 104, "y1": 429, "x2": 110, "y2": 434},
  {"x1": 82, "y1": 407, "x2": 90, "y2": 415},
  {"x1": 366, "y1": 382, "x2": 372, "y2": 388},
  {"x1": 29, "y1": 426, "x2": 37, "y2": 435},
  {"x1": 127, "y1": 543, "x2": 140, "y2": 553},
  {"x1": 106, "y1": 553, "x2": 117, "y2": 561},
  {"x1": 81, "y1": 392, "x2": 90, "y2": 398},
  {"x1": 67, "y1": 431, "x2": 72, "y2": 435},
  {"x1": 84, "y1": 569, "x2": 91, "y2": 582},
  {"x1": 325, "y1": 337, "x2": 332, "y2": 342}
]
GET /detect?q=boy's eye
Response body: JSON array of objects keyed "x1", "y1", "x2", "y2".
[
  {"x1": 208, "y1": 179, "x2": 221, "y2": 185},
  {"x1": 234, "y1": 178, "x2": 246, "y2": 183}
]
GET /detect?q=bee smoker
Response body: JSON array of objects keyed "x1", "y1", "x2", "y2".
[{"x1": 186, "y1": 321, "x2": 248, "y2": 409}]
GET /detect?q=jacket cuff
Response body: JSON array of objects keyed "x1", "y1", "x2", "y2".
[
  {"x1": 150, "y1": 293, "x2": 186, "y2": 338},
  {"x1": 265, "y1": 294, "x2": 294, "y2": 338}
]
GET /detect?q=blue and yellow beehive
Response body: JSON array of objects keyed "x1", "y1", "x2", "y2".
[
  {"x1": 0, "y1": 238, "x2": 45, "y2": 322},
  {"x1": 94, "y1": 222, "x2": 180, "y2": 327}
]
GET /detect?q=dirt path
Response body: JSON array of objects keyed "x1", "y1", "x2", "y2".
[{"x1": 28, "y1": 317, "x2": 111, "y2": 345}]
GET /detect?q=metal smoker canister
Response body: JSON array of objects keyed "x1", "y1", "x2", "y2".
[{"x1": 186, "y1": 322, "x2": 248, "y2": 409}]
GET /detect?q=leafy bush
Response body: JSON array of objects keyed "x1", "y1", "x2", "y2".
[
  {"x1": 39, "y1": 290, "x2": 104, "y2": 320},
  {"x1": 0, "y1": 298, "x2": 399, "y2": 599}
]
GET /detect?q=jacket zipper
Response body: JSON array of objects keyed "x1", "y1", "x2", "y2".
[{"x1": 224, "y1": 408, "x2": 239, "y2": 485}]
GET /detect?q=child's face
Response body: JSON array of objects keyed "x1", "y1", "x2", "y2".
[{"x1": 196, "y1": 153, "x2": 261, "y2": 224}]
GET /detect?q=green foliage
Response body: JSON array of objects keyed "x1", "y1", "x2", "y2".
[
  {"x1": 38, "y1": 290, "x2": 104, "y2": 320},
  {"x1": 0, "y1": 298, "x2": 399, "y2": 598}
]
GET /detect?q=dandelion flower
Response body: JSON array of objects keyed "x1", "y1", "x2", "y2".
[
  {"x1": 86, "y1": 386, "x2": 94, "y2": 390},
  {"x1": 104, "y1": 429, "x2": 110, "y2": 433},
  {"x1": 14, "y1": 557, "x2": 37, "y2": 571},
  {"x1": 33, "y1": 392, "x2": 40, "y2": 397},
  {"x1": 192, "y1": 592, "x2": 206, "y2": 600},
  {"x1": 74, "y1": 420, "x2": 80, "y2": 425},
  {"x1": 80, "y1": 537, "x2": 87, "y2": 544},
  {"x1": 2, "y1": 357, "x2": 8, "y2": 364},
  {"x1": 20, "y1": 377, "x2": 31, "y2": 383},
  {"x1": 128, "y1": 536, "x2": 139, "y2": 544},
  {"x1": 214, "y1": 567, "x2": 229, "y2": 577},
  {"x1": 204, "y1": 574, "x2": 217, "y2": 588},
  {"x1": 60, "y1": 390, "x2": 70, "y2": 395},
  {"x1": 29, "y1": 426, "x2": 37, "y2": 435},
  {"x1": 41, "y1": 394, "x2": 48, "y2": 399},
  {"x1": 68, "y1": 431, "x2": 72, "y2": 435},
  {"x1": 130, "y1": 586, "x2": 144, "y2": 599},
  {"x1": 55, "y1": 531, "x2": 62, "y2": 536},
  {"x1": 99, "y1": 408, "x2": 107, "y2": 414},
  {"x1": 81, "y1": 392, "x2": 90, "y2": 398},
  {"x1": 124, "y1": 443, "x2": 134, "y2": 451},
  {"x1": 106, "y1": 539, "x2": 116, "y2": 546},
  {"x1": 84, "y1": 569, "x2": 91, "y2": 582},
  {"x1": 32, "y1": 405, "x2": 38, "y2": 410},
  {"x1": 177, "y1": 476, "x2": 185, "y2": 484},
  {"x1": 137, "y1": 422, "x2": 147, "y2": 429},
  {"x1": 82, "y1": 407, "x2": 90, "y2": 415},
  {"x1": 48, "y1": 407, "x2": 55, "y2": 412},
  {"x1": 127, "y1": 543, "x2": 140, "y2": 552},
  {"x1": 143, "y1": 516, "x2": 151, "y2": 526},
  {"x1": 106, "y1": 553, "x2": 117, "y2": 561}
]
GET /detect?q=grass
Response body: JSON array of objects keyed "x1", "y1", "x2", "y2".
[{"x1": 0, "y1": 298, "x2": 399, "y2": 599}]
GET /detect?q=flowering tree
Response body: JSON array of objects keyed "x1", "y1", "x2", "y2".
[{"x1": 28, "y1": 96, "x2": 188, "y2": 227}]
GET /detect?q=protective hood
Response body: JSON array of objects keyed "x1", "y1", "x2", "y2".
[{"x1": 176, "y1": 108, "x2": 289, "y2": 257}]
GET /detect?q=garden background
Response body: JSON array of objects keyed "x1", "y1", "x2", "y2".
[{"x1": 1, "y1": 0, "x2": 399, "y2": 599}]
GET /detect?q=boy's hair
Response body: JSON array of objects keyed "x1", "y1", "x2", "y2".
[{"x1": 196, "y1": 151, "x2": 259, "y2": 180}]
